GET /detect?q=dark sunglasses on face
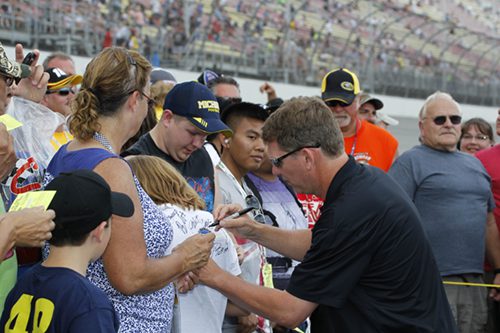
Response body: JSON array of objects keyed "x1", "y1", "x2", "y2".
[
  {"x1": 220, "y1": 96, "x2": 242, "y2": 104},
  {"x1": 0, "y1": 74, "x2": 14, "y2": 87},
  {"x1": 46, "y1": 88, "x2": 75, "y2": 96},
  {"x1": 431, "y1": 115, "x2": 462, "y2": 125},
  {"x1": 271, "y1": 144, "x2": 321, "y2": 168},
  {"x1": 325, "y1": 100, "x2": 351, "y2": 108}
]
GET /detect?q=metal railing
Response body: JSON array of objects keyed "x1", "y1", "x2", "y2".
[{"x1": 1, "y1": 0, "x2": 499, "y2": 106}]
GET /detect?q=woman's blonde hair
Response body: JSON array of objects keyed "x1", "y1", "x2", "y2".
[
  {"x1": 127, "y1": 155, "x2": 206, "y2": 210},
  {"x1": 150, "y1": 80, "x2": 175, "y2": 107},
  {"x1": 69, "y1": 47, "x2": 152, "y2": 140}
]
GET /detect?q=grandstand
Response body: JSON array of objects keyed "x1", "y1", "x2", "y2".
[{"x1": 1, "y1": 0, "x2": 499, "y2": 106}]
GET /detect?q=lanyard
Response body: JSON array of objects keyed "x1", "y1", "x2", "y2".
[
  {"x1": 217, "y1": 161, "x2": 250, "y2": 200},
  {"x1": 349, "y1": 119, "x2": 360, "y2": 156},
  {"x1": 216, "y1": 161, "x2": 270, "y2": 286}
]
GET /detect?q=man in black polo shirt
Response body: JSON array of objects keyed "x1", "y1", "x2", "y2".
[
  {"x1": 199, "y1": 96, "x2": 457, "y2": 332},
  {"x1": 123, "y1": 81, "x2": 232, "y2": 212}
]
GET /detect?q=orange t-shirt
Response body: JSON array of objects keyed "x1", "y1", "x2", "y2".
[
  {"x1": 299, "y1": 120, "x2": 398, "y2": 228},
  {"x1": 344, "y1": 120, "x2": 398, "y2": 172}
]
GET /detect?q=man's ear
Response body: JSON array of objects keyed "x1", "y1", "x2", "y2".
[
  {"x1": 222, "y1": 137, "x2": 231, "y2": 148},
  {"x1": 161, "y1": 109, "x2": 175, "y2": 126}
]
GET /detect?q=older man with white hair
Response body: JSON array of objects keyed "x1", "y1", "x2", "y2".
[{"x1": 389, "y1": 92, "x2": 500, "y2": 333}]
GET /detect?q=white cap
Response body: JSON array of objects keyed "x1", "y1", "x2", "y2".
[{"x1": 377, "y1": 112, "x2": 399, "y2": 126}]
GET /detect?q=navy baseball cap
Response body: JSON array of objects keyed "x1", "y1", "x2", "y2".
[
  {"x1": 163, "y1": 81, "x2": 232, "y2": 137},
  {"x1": 46, "y1": 169, "x2": 134, "y2": 239}
]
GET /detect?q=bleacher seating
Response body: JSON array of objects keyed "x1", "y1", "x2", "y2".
[{"x1": 0, "y1": 0, "x2": 499, "y2": 105}]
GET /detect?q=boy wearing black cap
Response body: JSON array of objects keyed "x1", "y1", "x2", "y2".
[{"x1": 0, "y1": 169, "x2": 134, "y2": 332}]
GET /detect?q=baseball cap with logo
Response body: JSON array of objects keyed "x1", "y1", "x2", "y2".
[
  {"x1": 197, "y1": 69, "x2": 220, "y2": 86},
  {"x1": 46, "y1": 169, "x2": 134, "y2": 239},
  {"x1": 321, "y1": 68, "x2": 361, "y2": 105},
  {"x1": 46, "y1": 67, "x2": 82, "y2": 91},
  {"x1": 163, "y1": 81, "x2": 232, "y2": 136},
  {"x1": 0, "y1": 42, "x2": 31, "y2": 80}
]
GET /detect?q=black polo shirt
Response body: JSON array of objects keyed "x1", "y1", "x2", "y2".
[
  {"x1": 287, "y1": 157, "x2": 456, "y2": 332},
  {"x1": 123, "y1": 133, "x2": 216, "y2": 212}
]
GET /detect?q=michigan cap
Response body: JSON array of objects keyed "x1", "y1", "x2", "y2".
[
  {"x1": 46, "y1": 67, "x2": 82, "y2": 91},
  {"x1": 321, "y1": 68, "x2": 361, "y2": 105},
  {"x1": 163, "y1": 81, "x2": 232, "y2": 136},
  {"x1": 46, "y1": 169, "x2": 134, "y2": 239},
  {"x1": 0, "y1": 42, "x2": 31, "y2": 80}
]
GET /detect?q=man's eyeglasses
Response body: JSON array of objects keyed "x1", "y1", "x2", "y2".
[
  {"x1": 461, "y1": 134, "x2": 489, "y2": 141},
  {"x1": 325, "y1": 100, "x2": 350, "y2": 108},
  {"x1": 46, "y1": 88, "x2": 75, "y2": 96},
  {"x1": 271, "y1": 144, "x2": 321, "y2": 168},
  {"x1": 430, "y1": 115, "x2": 462, "y2": 126},
  {"x1": 0, "y1": 74, "x2": 14, "y2": 87}
]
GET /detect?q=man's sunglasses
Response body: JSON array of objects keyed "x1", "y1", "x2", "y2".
[
  {"x1": 271, "y1": 144, "x2": 321, "y2": 168},
  {"x1": 325, "y1": 100, "x2": 351, "y2": 108},
  {"x1": 220, "y1": 96, "x2": 242, "y2": 104},
  {"x1": 431, "y1": 115, "x2": 462, "y2": 126},
  {"x1": 0, "y1": 74, "x2": 14, "y2": 87},
  {"x1": 46, "y1": 88, "x2": 75, "y2": 96}
]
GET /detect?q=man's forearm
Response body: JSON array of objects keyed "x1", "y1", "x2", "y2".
[
  {"x1": 250, "y1": 223, "x2": 311, "y2": 261},
  {"x1": 210, "y1": 268, "x2": 311, "y2": 328}
]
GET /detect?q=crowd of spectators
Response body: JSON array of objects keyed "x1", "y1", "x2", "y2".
[{"x1": 0, "y1": 0, "x2": 499, "y2": 93}]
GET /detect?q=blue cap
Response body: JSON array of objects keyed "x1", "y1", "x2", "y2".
[{"x1": 163, "y1": 81, "x2": 232, "y2": 137}]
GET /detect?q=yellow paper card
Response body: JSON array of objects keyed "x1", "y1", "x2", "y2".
[
  {"x1": 0, "y1": 114, "x2": 23, "y2": 131},
  {"x1": 262, "y1": 263, "x2": 274, "y2": 288},
  {"x1": 9, "y1": 191, "x2": 56, "y2": 212}
]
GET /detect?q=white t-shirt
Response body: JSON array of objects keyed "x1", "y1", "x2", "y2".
[{"x1": 161, "y1": 204, "x2": 241, "y2": 333}]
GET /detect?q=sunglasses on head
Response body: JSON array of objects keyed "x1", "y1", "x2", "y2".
[
  {"x1": 325, "y1": 100, "x2": 351, "y2": 108},
  {"x1": 431, "y1": 115, "x2": 462, "y2": 126},
  {"x1": 46, "y1": 88, "x2": 75, "y2": 96}
]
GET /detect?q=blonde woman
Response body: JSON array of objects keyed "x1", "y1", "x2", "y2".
[
  {"x1": 44, "y1": 47, "x2": 214, "y2": 332},
  {"x1": 127, "y1": 155, "x2": 244, "y2": 333}
]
